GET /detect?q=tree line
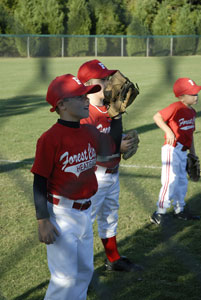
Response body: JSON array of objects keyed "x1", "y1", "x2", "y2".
[{"x1": 0, "y1": 0, "x2": 201, "y2": 57}]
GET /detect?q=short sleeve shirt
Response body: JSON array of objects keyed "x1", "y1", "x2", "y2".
[
  {"x1": 159, "y1": 101, "x2": 196, "y2": 148},
  {"x1": 81, "y1": 104, "x2": 120, "y2": 168},
  {"x1": 31, "y1": 123, "x2": 102, "y2": 200}
]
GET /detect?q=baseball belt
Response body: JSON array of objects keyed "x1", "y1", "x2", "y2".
[{"x1": 47, "y1": 194, "x2": 91, "y2": 211}]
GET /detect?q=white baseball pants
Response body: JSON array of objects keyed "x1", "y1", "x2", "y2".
[
  {"x1": 158, "y1": 143, "x2": 188, "y2": 214},
  {"x1": 91, "y1": 166, "x2": 120, "y2": 239},
  {"x1": 44, "y1": 200, "x2": 93, "y2": 300}
]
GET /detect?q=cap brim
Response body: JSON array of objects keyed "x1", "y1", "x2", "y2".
[
  {"x1": 49, "y1": 84, "x2": 101, "y2": 111},
  {"x1": 192, "y1": 86, "x2": 201, "y2": 94},
  {"x1": 85, "y1": 84, "x2": 101, "y2": 95},
  {"x1": 184, "y1": 85, "x2": 201, "y2": 96},
  {"x1": 99, "y1": 69, "x2": 117, "y2": 79}
]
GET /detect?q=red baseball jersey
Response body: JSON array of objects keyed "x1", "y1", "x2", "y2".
[
  {"x1": 31, "y1": 122, "x2": 109, "y2": 200},
  {"x1": 159, "y1": 101, "x2": 196, "y2": 148},
  {"x1": 81, "y1": 104, "x2": 120, "y2": 168}
]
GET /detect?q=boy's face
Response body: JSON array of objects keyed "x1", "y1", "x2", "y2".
[
  {"x1": 89, "y1": 77, "x2": 109, "y2": 100},
  {"x1": 180, "y1": 94, "x2": 198, "y2": 106},
  {"x1": 60, "y1": 95, "x2": 90, "y2": 121}
]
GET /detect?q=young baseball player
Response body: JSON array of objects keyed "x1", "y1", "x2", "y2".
[
  {"x1": 31, "y1": 74, "x2": 119, "y2": 300},
  {"x1": 150, "y1": 77, "x2": 201, "y2": 225},
  {"x1": 78, "y1": 59, "x2": 143, "y2": 272}
]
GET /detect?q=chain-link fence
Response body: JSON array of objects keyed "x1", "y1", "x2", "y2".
[{"x1": 1, "y1": 34, "x2": 201, "y2": 57}]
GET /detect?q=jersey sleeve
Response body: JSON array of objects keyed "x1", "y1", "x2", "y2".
[
  {"x1": 31, "y1": 132, "x2": 57, "y2": 178},
  {"x1": 159, "y1": 103, "x2": 176, "y2": 122}
]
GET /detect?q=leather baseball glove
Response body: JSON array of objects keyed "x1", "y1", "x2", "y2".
[
  {"x1": 104, "y1": 71, "x2": 140, "y2": 118},
  {"x1": 122, "y1": 129, "x2": 139, "y2": 160},
  {"x1": 186, "y1": 153, "x2": 200, "y2": 182}
]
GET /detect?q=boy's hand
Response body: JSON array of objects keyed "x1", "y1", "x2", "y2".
[
  {"x1": 38, "y1": 219, "x2": 60, "y2": 244},
  {"x1": 166, "y1": 130, "x2": 176, "y2": 145}
]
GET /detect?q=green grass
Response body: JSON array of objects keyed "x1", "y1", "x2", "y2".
[{"x1": 1, "y1": 56, "x2": 201, "y2": 300}]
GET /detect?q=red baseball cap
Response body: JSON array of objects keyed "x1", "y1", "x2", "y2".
[
  {"x1": 46, "y1": 74, "x2": 101, "y2": 112},
  {"x1": 77, "y1": 59, "x2": 117, "y2": 83},
  {"x1": 173, "y1": 77, "x2": 201, "y2": 97}
]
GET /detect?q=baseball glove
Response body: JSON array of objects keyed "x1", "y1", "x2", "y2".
[
  {"x1": 122, "y1": 129, "x2": 139, "y2": 160},
  {"x1": 186, "y1": 153, "x2": 200, "y2": 182},
  {"x1": 104, "y1": 71, "x2": 140, "y2": 118}
]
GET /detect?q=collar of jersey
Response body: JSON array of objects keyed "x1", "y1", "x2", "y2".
[{"x1": 58, "y1": 119, "x2": 80, "y2": 128}]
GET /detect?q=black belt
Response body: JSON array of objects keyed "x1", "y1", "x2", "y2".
[
  {"x1": 181, "y1": 146, "x2": 188, "y2": 151},
  {"x1": 105, "y1": 165, "x2": 119, "y2": 174}
]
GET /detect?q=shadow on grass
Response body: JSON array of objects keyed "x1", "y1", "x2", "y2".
[
  {"x1": 12, "y1": 281, "x2": 48, "y2": 300},
  {"x1": 88, "y1": 166, "x2": 201, "y2": 300},
  {"x1": 122, "y1": 109, "x2": 201, "y2": 136},
  {"x1": 89, "y1": 194, "x2": 201, "y2": 300},
  {"x1": 0, "y1": 157, "x2": 34, "y2": 173},
  {"x1": 0, "y1": 95, "x2": 47, "y2": 119}
]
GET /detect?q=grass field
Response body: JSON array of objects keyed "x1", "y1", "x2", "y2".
[{"x1": 1, "y1": 56, "x2": 201, "y2": 300}]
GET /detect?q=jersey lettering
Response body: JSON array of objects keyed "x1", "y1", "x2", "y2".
[
  {"x1": 60, "y1": 143, "x2": 96, "y2": 176},
  {"x1": 96, "y1": 124, "x2": 111, "y2": 133},
  {"x1": 179, "y1": 117, "x2": 195, "y2": 126}
]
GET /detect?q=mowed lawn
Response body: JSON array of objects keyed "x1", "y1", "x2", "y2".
[{"x1": 0, "y1": 56, "x2": 201, "y2": 300}]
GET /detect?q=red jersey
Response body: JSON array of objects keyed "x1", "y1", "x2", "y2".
[
  {"x1": 159, "y1": 101, "x2": 196, "y2": 148},
  {"x1": 81, "y1": 104, "x2": 120, "y2": 168},
  {"x1": 31, "y1": 122, "x2": 109, "y2": 200}
]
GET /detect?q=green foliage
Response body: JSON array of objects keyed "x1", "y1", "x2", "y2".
[
  {"x1": 132, "y1": 0, "x2": 159, "y2": 33},
  {"x1": 13, "y1": 0, "x2": 64, "y2": 56},
  {"x1": 152, "y1": 2, "x2": 172, "y2": 35},
  {"x1": 89, "y1": 0, "x2": 124, "y2": 54},
  {"x1": 0, "y1": 4, "x2": 19, "y2": 55},
  {"x1": 151, "y1": 1, "x2": 173, "y2": 55},
  {"x1": 126, "y1": 18, "x2": 148, "y2": 56},
  {"x1": 67, "y1": 0, "x2": 91, "y2": 56},
  {"x1": 126, "y1": 0, "x2": 158, "y2": 56},
  {"x1": 195, "y1": 7, "x2": 201, "y2": 54},
  {"x1": 174, "y1": 4, "x2": 198, "y2": 55}
]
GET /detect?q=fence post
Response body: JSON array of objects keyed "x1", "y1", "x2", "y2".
[
  {"x1": 146, "y1": 37, "x2": 149, "y2": 57},
  {"x1": 27, "y1": 36, "x2": 30, "y2": 58},
  {"x1": 121, "y1": 37, "x2": 124, "y2": 57},
  {"x1": 95, "y1": 37, "x2": 97, "y2": 56},
  {"x1": 170, "y1": 37, "x2": 173, "y2": 56},
  {"x1": 61, "y1": 37, "x2": 64, "y2": 57}
]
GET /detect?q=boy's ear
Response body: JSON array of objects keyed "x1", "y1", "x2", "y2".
[
  {"x1": 57, "y1": 100, "x2": 65, "y2": 110},
  {"x1": 178, "y1": 95, "x2": 184, "y2": 101}
]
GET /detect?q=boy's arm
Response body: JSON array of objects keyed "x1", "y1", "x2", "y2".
[
  {"x1": 153, "y1": 112, "x2": 176, "y2": 146},
  {"x1": 109, "y1": 115, "x2": 123, "y2": 153},
  {"x1": 33, "y1": 174, "x2": 59, "y2": 244}
]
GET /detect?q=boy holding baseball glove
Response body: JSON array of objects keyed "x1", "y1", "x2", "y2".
[
  {"x1": 151, "y1": 77, "x2": 201, "y2": 225},
  {"x1": 78, "y1": 60, "x2": 142, "y2": 272}
]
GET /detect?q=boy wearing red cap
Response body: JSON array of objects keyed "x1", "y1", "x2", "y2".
[
  {"x1": 150, "y1": 77, "x2": 201, "y2": 225},
  {"x1": 31, "y1": 74, "x2": 117, "y2": 300},
  {"x1": 78, "y1": 60, "x2": 142, "y2": 272}
]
